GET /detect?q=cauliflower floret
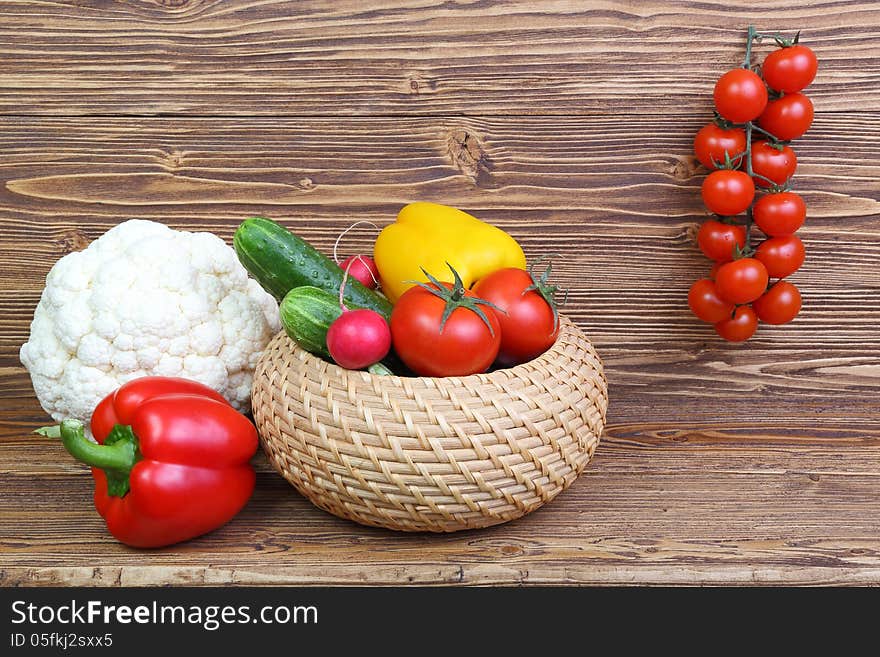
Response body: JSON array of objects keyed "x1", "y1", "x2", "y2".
[{"x1": 20, "y1": 220, "x2": 280, "y2": 422}]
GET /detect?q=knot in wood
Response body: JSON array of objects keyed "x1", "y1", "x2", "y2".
[
  {"x1": 150, "y1": 0, "x2": 199, "y2": 9},
  {"x1": 672, "y1": 156, "x2": 698, "y2": 180},
  {"x1": 57, "y1": 228, "x2": 90, "y2": 255},
  {"x1": 446, "y1": 128, "x2": 494, "y2": 188},
  {"x1": 161, "y1": 149, "x2": 185, "y2": 170},
  {"x1": 407, "y1": 75, "x2": 436, "y2": 95}
]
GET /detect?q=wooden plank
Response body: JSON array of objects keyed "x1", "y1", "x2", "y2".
[
  {"x1": 1, "y1": 114, "x2": 878, "y2": 448},
  {"x1": 0, "y1": 113, "x2": 877, "y2": 586},
  {"x1": 0, "y1": 1, "x2": 877, "y2": 116},
  {"x1": 1, "y1": 445, "x2": 879, "y2": 586},
  {"x1": 1, "y1": 0, "x2": 879, "y2": 585}
]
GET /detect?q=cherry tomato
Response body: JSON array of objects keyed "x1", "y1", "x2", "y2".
[
  {"x1": 750, "y1": 140, "x2": 797, "y2": 187},
  {"x1": 472, "y1": 268, "x2": 559, "y2": 366},
  {"x1": 701, "y1": 170, "x2": 755, "y2": 216},
  {"x1": 714, "y1": 305, "x2": 758, "y2": 342},
  {"x1": 390, "y1": 281, "x2": 500, "y2": 377},
  {"x1": 693, "y1": 124, "x2": 747, "y2": 169},
  {"x1": 688, "y1": 279, "x2": 735, "y2": 323},
  {"x1": 758, "y1": 93, "x2": 814, "y2": 141},
  {"x1": 755, "y1": 235, "x2": 805, "y2": 278},
  {"x1": 697, "y1": 220, "x2": 746, "y2": 262},
  {"x1": 753, "y1": 281, "x2": 802, "y2": 324},
  {"x1": 753, "y1": 192, "x2": 806, "y2": 236},
  {"x1": 715, "y1": 258, "x2": 769, "y2": 304},
  {"x1": 714, "y1": 69, "x2": 768, "y2": 123},
  {"x1": 762, "y1": 45, "x2": 818, "y2": 93}
]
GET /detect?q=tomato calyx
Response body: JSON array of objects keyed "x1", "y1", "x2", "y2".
[
  {"x1": 522, "y1": 256, "x2": 568, "y2": 333},
  {"x1": 711, "y1": 111, "x2": 736, "y2": 131},
  {"x1": 709, "y1": 149, "x2": 745, "y2": 171},
  {"x1": 760, "y1": 180, "x2": 791, "y2": 194},
  {"x1": 771, "y1": 30, "x2": 800, "y2": 48},
  {"x1": 732, "y1": 241, "x2": 756, "y2": 260},
  {"x1": 409, "y1": 264, "x2": 505, "y2": 336},
  {"x1": 748, "y1": 26, "x2": 801, "y2": 54}
]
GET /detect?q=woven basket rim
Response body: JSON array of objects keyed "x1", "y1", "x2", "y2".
[{"x1": 283, "y1": 314, "x2": 585, "y2": 384}]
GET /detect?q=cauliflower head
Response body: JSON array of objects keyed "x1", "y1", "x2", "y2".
[{"x1": 20, "y1": 220, "x2": 280, "y2": 422}]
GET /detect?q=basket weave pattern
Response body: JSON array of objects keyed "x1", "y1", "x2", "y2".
[{"x1": 252, "y1": 317, "x2": 608, "y2": 532}]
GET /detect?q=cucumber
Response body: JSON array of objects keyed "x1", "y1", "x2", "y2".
[
  {"x1": 367, "y1": 362, "x2": 394, "y2": 376},
  {"x1": 281, "y1": 286, "x2": 403, "y2": 373},
  {"x1": 234, "y1": 216, "x2": 392, "y2": 319},
  {"x1": 279, "y1": 286, "x2": 353, "y2": 359}
]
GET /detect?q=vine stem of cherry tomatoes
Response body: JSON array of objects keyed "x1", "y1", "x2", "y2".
[{"x1": 690, "y1": 25, "x2": 818, "y2": 342}]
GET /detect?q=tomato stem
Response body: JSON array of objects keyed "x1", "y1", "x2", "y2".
[
  {"x1": 742, "y1": 33, "x2": 757, "y2": 255},
  {"x1": 742, "y1": 25, "x2": 758, "y2": 69},
  {"x1": 752, "y1": 172, "x2": 781, "y2": 186},
  {"x1": 751, "y1": 123, "x2": 783, "y2": 143},
  {"x1": 744, "y1": 208, "x2": 754, "y2": 251},
  {"x1": 744, "y1": 123, "x2": 753, "y2": 177}
]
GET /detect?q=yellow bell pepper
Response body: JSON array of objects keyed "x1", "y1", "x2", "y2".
[{"x1": 374, "y1": 202, "x2": 527, "y2": 303}]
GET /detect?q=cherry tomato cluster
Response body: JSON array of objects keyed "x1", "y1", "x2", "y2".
[{"x1": 690, "y1": 26, "x2": 817, "y2": 342}]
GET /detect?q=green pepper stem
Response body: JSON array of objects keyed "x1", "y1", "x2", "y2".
[{"x1": 37, "y1": 420, "x2": 137, "y2": 472}]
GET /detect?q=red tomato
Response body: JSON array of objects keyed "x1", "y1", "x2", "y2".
[
  {"x1": 472, "y1": 268, "x2": 560, "y2": 366},
  {"x1": 701, "y1": 170, "x2": 755, "y2": 216},
  {"x1": 715, "y1": 258, "x2": 769, "y2": 304},
  {"x1": 762, "y1": 45, "x2": 818, "y2": 93},
  {"x1": 714, "y1": 69, "x2": 768, "y2": 123},
  {"x1": 750, "y1": 140, "x2": 797, "y2": 187},
  {"x1": 753, "y1": 281, "x2": 802, "y2": 324},
  {"x1": 688, "y1": 279, "x2": 735, "y2": 323},
  {"x1": 758, "y1": 93, "x2": 814, "y2": 141},
  {"x1": 753, "y1": 192, "x2": 806, "y2": 236},
  {"x1": 714, "y1": 305, "x2": 758, "y2": 342},
  {"x1": 755, "y1": 235, "x2": 805, "y2": 278},
  {"x1": 693, "y1": 124, "x2": 747, "y2": 169},
  {"x1": 696, "y1": 220, "x2": 746, "y2": 262},
  {"x1": 390, "y1": 281, "x2": 500, "y2": 377}
]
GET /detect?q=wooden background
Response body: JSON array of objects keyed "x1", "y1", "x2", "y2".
[{"x1": 1, "y1": 0, "x2": 878, "y2": 586}]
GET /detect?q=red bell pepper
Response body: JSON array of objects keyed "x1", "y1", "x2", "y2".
[{"x1": 37, "y1": 376, "x2": 257, "y2": 548}]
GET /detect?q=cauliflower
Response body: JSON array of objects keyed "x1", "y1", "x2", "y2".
[{"x1": 20, "y1": 220, "x2": 280, "y2": 422}]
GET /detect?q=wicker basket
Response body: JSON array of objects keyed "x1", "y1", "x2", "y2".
[{"x1": 252, "y1": 316, "x2": 607, "y2": 532}]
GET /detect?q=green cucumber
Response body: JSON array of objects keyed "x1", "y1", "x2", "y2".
[
  {"x1": 281, "y1": 287, "x2": 403, "y2": 374},
  {"x1": 367, "y1": 362, "x2": 394, "y2": 376},
  {"x1": 234, "y1": 216, "x2": 392, "y2": 320},
  {"x1": 279, "y1": 286, "x2": 353, "y2": 359}
]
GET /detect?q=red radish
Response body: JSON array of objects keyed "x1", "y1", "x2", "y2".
[
  {"x1": 340, "y1": 254, "x2": 379, "y2": 290},
  {"x1": 326, "y1": 309, "x2": 391, "y2": 369},
  {"x1": 334, "y1": 221, "x2": 381, "y2": 290},
  {"x1": 326, "y1": 259, "x2": 391, "y2": 369}
]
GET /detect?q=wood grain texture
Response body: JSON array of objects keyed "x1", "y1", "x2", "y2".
[
  {"x1": 2, "y1": 447, "x2": 880, "y2": 586},
  {"x1": 0, "y1": 0, "x2": 878, "y2": 116},
  {"x1": 1, "y1": 1, "x2": 879, "y2": 586}
]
